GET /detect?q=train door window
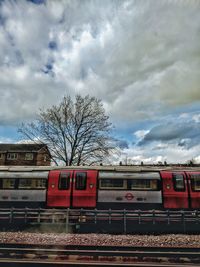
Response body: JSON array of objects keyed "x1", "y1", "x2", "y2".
[
  {"x1": 59, "y1": 172, "x2": 70, "y2": 190},
  {"x1": 190, "y1": 174, "x2": 200, "y2": 191},
  {"x1": 173, "y1": 174, "x2": 185, "y2": 191},
  {"x1": 99, "y1": 179, "x2": 125, "y2": 189},
  {"x1": 2, "y1": 178, "x2": 16, "y2": 189},
  {"x1": 128, "y1": 179, "x2": 159, "y2": 191},
  {"x1": 75, "y1": 172, "x2": 87, "y2": 190}
]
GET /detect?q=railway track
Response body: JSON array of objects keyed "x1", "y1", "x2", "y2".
[
  {"x1": 0, "y1": 243, "x2": 199, "y2": 266},
  {"x1": 0, "y1": 261, "x2": 199, "y2": 267}
]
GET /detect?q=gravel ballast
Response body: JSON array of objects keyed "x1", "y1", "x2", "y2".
[{"x1": 0, "y1": 232, "x2": 200, "y2": 247}]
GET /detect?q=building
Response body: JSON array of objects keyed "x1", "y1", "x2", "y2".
[{"x1": 0, "y1": 144, "x2": 51, "y2": 166}]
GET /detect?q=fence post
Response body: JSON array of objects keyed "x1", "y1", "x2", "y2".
[
  {"x1": 123, "y1": 209, "x2": 127, "y2": 234},
  {"x1": 182, "y1": 210, "x2": 186, "y2": 233},
  {"x1": 167, "y1": 210, "x2": 170, "y2": 225},
  {"x1": 37, "y1": 208, "x2": 41, "y2": 224},
  {"x1": 24, "y1": 207, "x2": 28, "y2": 224},
  {"x1": 9, "y1": 207, "x2": 14, "y2": 223},
  {"x1": 94, "y1": 208, "x2": 97, "y2": 224},
  {"x1": 138, "y1": 210, "x2": 141, "y2": 225},
  {"x1": 109, "y1": 209, "x2": 111, "y2": 225},
  {"x1": 66, "y1": 208, "x2": 69, "y2": 233},
  {"x1": 52, "y1": 208, "x2": 55, "y2": 223},
  {"x1": 195, "y1": 210, "x2": 199, "y2": 224},
  {"x1": 152, "y1": 210, "x2": 155, "y2": 225}
]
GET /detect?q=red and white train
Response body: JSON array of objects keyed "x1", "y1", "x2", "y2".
[{"x1": 0, "y1": 166, "x2": 200, "y2": 210}]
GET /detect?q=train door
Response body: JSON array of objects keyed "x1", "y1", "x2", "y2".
[
  {"x1": 185, "y1": 172, "x2": 200, "y2": 209},
  {"x1": 161, "y1": 171, "x2": 189, "y2": 209},
  {"x1": 47, "y1": 169, "x2": 98, "y2": 208},
  {"x1": 47, "y1": 170, "x2": 73, "y2": 207},
  {"x1": 71, "y1": 170, "x2": 97, "y2": 208}
]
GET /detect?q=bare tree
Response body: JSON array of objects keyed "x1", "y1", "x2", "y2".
[{"x1": 18, "y1": 95, "x2": 115, "y2": 166}]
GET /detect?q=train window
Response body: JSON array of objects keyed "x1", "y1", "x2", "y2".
[
  {"x1": 34, "y1": 179, "x2": 46, "y2": 189},
  {"x1": 75, "y1": 172, "x2": 87, "y2": 190},
  {"x1": 128, "y1": 179, "x2": 159, "y2": 191},
  {"x1": 59, "y1": 172, "x2": 70, "y2": 190},
  {"x1": 19, "y1": 179, "x2": 32, "y2": 189},
  {"x1": 173, "y1": 174, "x2": 185, "y2": 191},
  {"x1": 18, "y1": 178, "x2": 46, "y2": 189},
  {"x1": 190, "y1": 174, "x2": 200, "y2": 191},
  {"x1": 99, "y1": 179, "x2": 125, "y2": 189},
  {"x1": 1, "y1": 178, "x2": 16, "y2": 189}
]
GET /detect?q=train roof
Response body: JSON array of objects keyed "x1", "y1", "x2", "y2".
[{"x1": 0, "y1": 165, "x2": 200, "y2": 172}]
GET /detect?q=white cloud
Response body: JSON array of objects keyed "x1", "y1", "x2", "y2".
[
  {"x1": 1, "y1": 0, "x2": 200, "y2": 164},
  {"x1": 192, "y1": 114, "x2": 200, "y2": 123},
  {"x1": 116, "y1": 110, "x2": 200, "y2": 164},
  {"x1": 115, "y1": 142, "x2": 200, "y2": 165},
  {"x1": 194, "y1": 155, "x2": 200, "y2": 164},
  {"x1": 134, "y1": 130, "x2": 149, "y2": 139},
  {"x1": 179, "y1": 113, "x2": 190, "y2": 119},
  {"x1": 0, "y1": 137, "x2": 14, "y2": 143},
  {"x1": 0, "y1": 0, "x2": 200, "y2": 125}
]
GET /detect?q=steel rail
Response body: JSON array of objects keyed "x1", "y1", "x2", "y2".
[
  {"x1": 1, "y1": 246, "x2": 200, "y2": 257},
  {"x1": 0, "y1": 243, "x2": 199, "y2": 265},
  {"x1": 0, "y1": 259, "x2": 199, "y2": 267},
  {"x1": 0, "y1": 259, "x2": 200, "y2": 266},
  {"x1": 1, "y1": 242, "x2": 200, "y2": 252}
]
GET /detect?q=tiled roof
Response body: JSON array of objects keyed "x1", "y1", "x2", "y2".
[{"x1": 0, "y1": 143, "x2": 49, "y2": 153}]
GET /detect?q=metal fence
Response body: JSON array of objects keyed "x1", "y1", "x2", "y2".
[{"x1": 0, "y1": 208, "x2": 199, "y2": 233}]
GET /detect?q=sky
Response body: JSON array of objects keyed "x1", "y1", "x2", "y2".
[{"x1": 0, "y1": 0, "x2": 200, "y2": 164}]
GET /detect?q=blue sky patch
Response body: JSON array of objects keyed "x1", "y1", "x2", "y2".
[
  {"x1": 48, "y1": 41, "x2": 57, "y2": 50},
  {"x1": 27, "y1": 0, "x2": 45, "y2": 5}
]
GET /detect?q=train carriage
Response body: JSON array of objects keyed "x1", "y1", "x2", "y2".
[
  {"x1": 0, "y1": 170, "x2": 48, "y2": 207},
  {"x1": 0, "y1": 166, "x2": 199, "y2": 210}
]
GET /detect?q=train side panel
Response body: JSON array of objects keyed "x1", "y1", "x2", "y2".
[
  {"x1": 161, "y1": 171, "x2": 189, "y2": 209},
  {"x1": 97, "y1": 171, "x2": 162, "y2": 209},
  {"x1": 0, "y1": 171, "x2": 48, "y2": 208}
]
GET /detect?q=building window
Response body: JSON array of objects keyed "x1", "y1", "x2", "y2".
[
  {"x1": 7, "y1": 153, "x2": 18, "y2": 160},
  {"x1": 25, "y1": 153, "x2": 33, "y2": 160},
  {"x1": 0, "y1": 153, "x2": 3, "y2": 159}
]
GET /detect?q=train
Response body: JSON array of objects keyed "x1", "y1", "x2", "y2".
[{"x1": 0, "y1": 165, "x2": 200, "y2": 210}]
